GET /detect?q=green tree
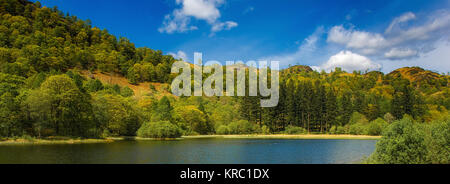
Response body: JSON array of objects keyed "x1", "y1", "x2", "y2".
[
  {"x1": 26, "y1": 75, "x2": 94, "y2": 137},
  {"x1": 369, "y1": 117, "x2": 429, "y2": 164},
  {"x1": 137, "y1": 121, "x2": 181, "y2": 138}
]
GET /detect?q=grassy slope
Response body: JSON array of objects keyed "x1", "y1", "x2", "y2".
[{"x1": 79, "y1": 70, "x2": 174, "y2": 99}]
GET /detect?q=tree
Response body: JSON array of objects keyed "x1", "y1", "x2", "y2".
[
  {"x1": 369, "y1": 117, "x2": 429, "y2": 164},
  {"x1": 175, "y1": 105, "x2": 211, "y2": 135},
  {"x1": 84, "y1": 79, "x2": 103, "y2": 92},
  {"x1": 120, "y1": 86, "x2": 134, "y2": 97},
  {"x1": 151, "y1": 96, "x2": 173, "y2": 122},
  {"x1": 91, "y1": 93, "x2": 142, "y2": 137},
  {"x1": 137, "y1": 121, "x2": 181, "y2": 138},
  {"x1": 26, "y1": 75, "x2": 94, "y2": 137},
  {"x1": 367, "y1": 118, "x2": 388, "y2": 136}
]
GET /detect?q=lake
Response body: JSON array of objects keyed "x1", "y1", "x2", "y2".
[{"x1": 0, "y1": 139, "x2": 377, "y2": 164}]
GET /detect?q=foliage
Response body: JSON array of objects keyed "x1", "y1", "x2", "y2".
[
  {"x1": 216, "y1": 125, "x2": 231, "y2": 135},
  {"x1": 0, "y1": 0, "x2": 176, "y2": 83},
  {"x1": 174, "y1": 105, "x2": 212, "y2": 135},
  {"x1": 368, "y1": 117, "x2": 429, "y2": 164},
  {"x1": 283, "y1": 126, "x2": 307, "y2": 135},
  {"x1": 228, "y1": 120, "x2": 261, "y2": 135},
  {"x1": 137, "y1": 121, "x2": 181, "y2": 138},
  {"x1": 91, "y1": 93, "x2": 142, "y2": 137},
  {"x1": 367, "y1": 118, "x2": 388, "y2": 136},
  {"x1": 425, "y1": 116, "x2": 450, "y2": 164},
  {"x1": 120, "y1": 86, "x2": 134, "y2": 97}
]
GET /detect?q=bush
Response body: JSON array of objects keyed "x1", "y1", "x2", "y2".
[
  {"x1": 216, "y1": 125, "x2": 231, "y2": 135},
  {"x1": 368, "y1": 117, "x2": 429, "y2": 164},
  {"x1": 261, "y1": 125, "x2": 271, "y2": 134},
  {"x1": 367, "y1": 118, "x2": 388, "y2": 136},
  {"x1": 120, "y1": 86, "x2": 134, "y2": 97},
  {"x1": 383, "y1": 113, "x2": 395, "y2": 123},
  {"x1": 330, "y1": 126, "x2": 347, "y2": 134},
  {"x1": 349, "y1": 123, "x2": 368, "y2": 135},
  {"x1": 337, "y1": 126, "x2": 347, "y2": 134},
  {"x1": 84, "y1": 79, "x2": 103, "y2": 92},
  {"x1": 284, "y1": 125, "x2": 307, "y2": 135},
  {"x1": 149, "y1": 84, "x2": 156, "y2": 91},
  {"x1": 228, "y1": 120, "x2": 259, "y2": 134},
  {"x1": 349, "y1": 112, "x2": 369, "y2": 125},
  {"x1": 137, "y1": 121, "x2": 182, "y2": 138},
  {"x1": 425, "y1": 117, "x2": 450, "y2": 164}
]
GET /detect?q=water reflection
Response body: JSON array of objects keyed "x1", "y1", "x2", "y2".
[{"x1": 0, "y1": 139, "x2": 377, "y2": 164}]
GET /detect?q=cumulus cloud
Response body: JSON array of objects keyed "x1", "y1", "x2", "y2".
[
  {"x1": 159, "y1": 0, "x2": 237, "y2": 34},
  {"x1": 327, "y1": 10, "x2": 450, "y2": 60},
  {"x1": 169, "y1": 50, "x2": 189, "y2": 62},
  {"x1": 313, "y1": 51, "x2": 381, "y2": 72},
  {"x1": 327, "y1": 25, "x2": 387, "y2": 53}
]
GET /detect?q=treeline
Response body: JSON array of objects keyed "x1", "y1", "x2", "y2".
[
  {"x1": 0, "y1": 70, "x2": 143, "y2": 138},
  {"x1": 238, "y1": 67, "x2": 449, "y2": 134},
  {"x1": 0, "y1": 0, "x2": 176, "y2": 84}
]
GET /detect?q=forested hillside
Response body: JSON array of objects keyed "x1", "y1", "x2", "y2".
[
  {"x1": 0, "y1": 0, "x2": 449, "y2": 154},
  {"x1": 0, "y1": 0, "x2": 177, "y2": 83}
]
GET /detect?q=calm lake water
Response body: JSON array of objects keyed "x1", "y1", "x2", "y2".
[{"x1": 0, "y1": 139, "x2": 377, "y2": 164}]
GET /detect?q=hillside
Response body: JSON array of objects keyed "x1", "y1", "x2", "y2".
[
  {"x1": 0, "y1": 0, "x2": 176, "y2": 84},
  {"x1": 79, "y1": 70, "x2": 173, "y2": 99},
  {"x1": 387, "y1": 67, "x2": 447, "y2": 88}
]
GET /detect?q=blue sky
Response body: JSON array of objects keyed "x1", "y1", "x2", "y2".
[{"x1": 37, "y1": 0, "x2": 450, "y2": 73}]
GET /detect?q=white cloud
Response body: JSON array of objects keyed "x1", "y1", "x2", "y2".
[
  {"x1": 380, "y1": 40, "x2": 450, "y2": 73},
  {"x1": 385, "y1": 12, "x2": 416, "y2": 34},
  {"x1": 159, "y1": 10, "x2": 198, "y2": 34},
  {"x1": 159, "y1": 0, "x2": 237, "y2": 34},
  {"x1": 262, "y1": 27, "x2": 325, "y2": 67},
  {"x1": 169, "y1": 50, "x2": 189, "y2": 62},
  {"x1": 211, "y1": 21, "x2": 238, "y2": 32},
  {"x1": 327, "y1": 10, "x2": 450, "y2": 60},
  {"x1": 313, "y1": 51, "x2": 381, "y2": 72},
  {"x1": 384, "y1": 48, "x2": 418, "y2": 59},
  {"x1": 327, "y1": 25, "x2": 387, "y2": 53}
]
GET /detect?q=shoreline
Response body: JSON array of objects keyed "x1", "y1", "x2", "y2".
[
  {"x1": 0, "y1": 134, "x2": 381, "y2": 145},
  {"x1": 182, "y1": 134, "x2": 382, "y2": 140},
  {"x1": 0, "y1": 138, "x2": 114, "y2": 145}
]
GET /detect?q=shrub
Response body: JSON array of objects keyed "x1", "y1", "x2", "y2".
[
  {"x1": 425, "y1": 117, "x2": 450, "y2": 164},
  {"x1": 216, "y1": 125, "x2": 231, "y2": 135},
  {"x1": 368, "y1": 117, "x2": 429, "y2": 164},
  {"x1": 137, "y1": 121, "x2": 181, "y2": 138},
  {"x1": 284, "y1": 125, "x2": 307, "y2": 135},
  {"x1": 84, "y1": 79, "x2": 103, "y2": 92},
  {"x1": 261, "y1": 125, "x2": 271, "y2": 135},
  {"x1": 349, "y1": 123, "x2": 368, "y2": 135},
  {"x1": 330, "y1": 126, "x2": 347, "y2": 134},
  {"x1": 367, "y1": 118, "x2": 388, "y2": 136},
  {"x1": 337, "y1": 126, "x2": 347, "y2": 134},
  {"x1": 149, "y1": 84, "x2": 156, "y2": 91},
  {"x1": 349, "y1": 112, "x2": 369, "y2": 125},
  {"x1": 383, "y1": 113, "x2": 395, "y2": 123},
  {"x1": 228, "y1": 120, "x2": 259, "y2": 134},
  {"x1": 120, "y1": 86, "x2": 134, "y2": 97}
]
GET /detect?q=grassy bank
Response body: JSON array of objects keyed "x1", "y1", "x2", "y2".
[
  {"x1": 0, "y1": 137, "x2": 114, "y2": 145},
  {"x1": 182, "y1": 134, "x2": 382, "y2": 140}
]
